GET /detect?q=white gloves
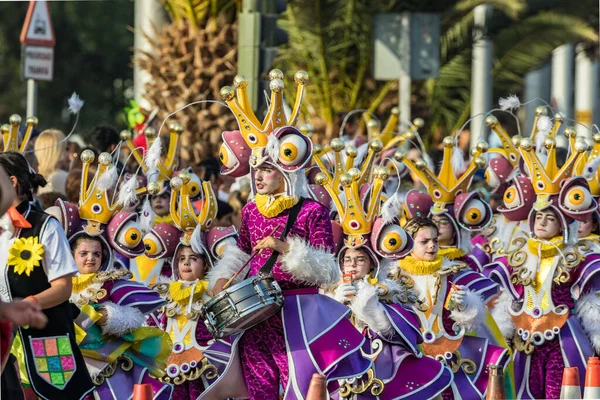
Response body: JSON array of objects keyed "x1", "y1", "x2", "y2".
[
  {"x1": 450, "y1": 286, "x2": 468, "y2": 311},
  {"x1": 334, "y1": 283, "x2": 357, "y2": 304}
]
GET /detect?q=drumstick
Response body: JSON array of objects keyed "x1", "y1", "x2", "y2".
[{"x1": 222, "y1": 223, "x2": 282, "y2": 290}]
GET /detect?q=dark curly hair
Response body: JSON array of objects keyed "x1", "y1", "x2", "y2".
[{"x1": 0, "y1": 152, "x2": 47, "y2": 201}]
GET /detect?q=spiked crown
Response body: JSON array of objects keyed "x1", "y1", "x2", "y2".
[{"x1": 1, "y1": 114, "x2": 38, "y2": 153}]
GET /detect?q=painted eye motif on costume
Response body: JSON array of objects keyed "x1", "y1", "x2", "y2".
[
  {"x1": 187, "y1": 174, "x2": 202, "y2": 197},
  {"x1": 117, "y1": 221, "x2": 142, "y2": 248},
  {"x1": 564, "y1": 186, "x2": 592, "y2": 210},
  {"x1": 485, "y1": 168, "x2": 500, "y2": 189},
  {"x1": 143, "y1": 233, "x2": 164, "y2": 257},
  {"x1": 219, "y1": 144, "x2": 237, "y2": 169},
  {"x1": 461, "y1": 199, "x2": 487, "y2": 226},
  {"x1": 503, "y1": 186, "x2": 521, "y2": 209},
  {"x1": 279, "y1": 134, "x2": 308, "y2": 166},
  {"x1": 378, "y1": 225, "x2": 408, "y2": 254}
]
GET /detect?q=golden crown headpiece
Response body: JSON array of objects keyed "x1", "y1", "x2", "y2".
[
  {"x1": 120, "y1": 123, "x2": 182, "y2": 179},
  {"x1": 314, "y1": 140, "x2": 389, "y2": 248},
  {"x1": 382, "y1": 118, "x2": 425, "y2": 151},
  {"x1": 169, "y1": 171, "x2": 217, "y2": 242},
  {"x1": 362, "y1": 107, "x2": 400, "y2": 146},
  {"x1": 517, "y1": 135, "x2": 588, "y2": 201},
  {"x1": 79, "y1": 150, "x2": 157, "y2": 235},
  {"x1": 1, "y1": 114, "x2": 38, "y2": 153},
  {"x1": 574, "y1": 133, "x2": 600, "y2": 197},
  {"x1": 395, "y1": 136, "x2": 489, "y2": 207},
  {"x1": 220, "y1": 69, "x2": 308, "y2": 148}
]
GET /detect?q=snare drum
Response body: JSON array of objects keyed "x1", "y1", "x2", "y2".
[{"x1": 201, "y1": 275, "x2": 284, "y2": 338}]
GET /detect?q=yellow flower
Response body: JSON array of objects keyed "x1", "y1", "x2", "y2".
[{"x1": 8, "y1": 237, "x2": 44, "y2": 276}]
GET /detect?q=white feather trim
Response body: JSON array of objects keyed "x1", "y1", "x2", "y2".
[
  {"x1": 266, "y1": 134, "x2": 280, "y2": 163},
  {"x1": 535, "y1": 116, "x2": 553, "y2": 150},
  {"x1": 451, "y1": 147, "x2": 466, "y2": 175},
  {"x1": 450, "y1": 290, "x2": 486, "y2": 332},
  {"x1": 117, "y1": 175, "x2": 139, "y2": 207},
  {"x1": 97, "y1": 165, "x2": 118, "y2": 191},
  {"x1": 349, "y1": 281, "x2": 394, "y2": 337},
  {"x1": 289, "y1": 170, "x2": 309, "y2": 198},
  {"x1": 575, "y1": 291, "x2": 600, "y2": 353},
  {"x1": 380, "y1": 193, "x2": 401, "y2": 225},
  {"x1": 355, "y1": 143, "x2": 369, "y2": 167},
  {"x1": 99, "y1": 302, "x2": 146, "y2": 336},
  {"x1": 206, "y1": 245, "x2": 250, "y2": 290},
  {"x1": 567, "y1": 221, "x2": 580, "y2": 246},
  {"x1": 145, "y1": 138, "x2": 162, "y2": 170},
  {"x1": 140, "y1": 198, "x2": 155, "y2": 234},
  {"x1": 68, "y1": 92, "x2": 84, "y2": 114},
  {"x1": 499, "y1": 94, "x2": 521, "y2": 111},
  {"x1": 280, "y1": 236, "x2": 340, "y2": 286},
  {"x1": 380, "y1": 259, "x2": 399, "y2": 280},
  {"x1": 583, "y1": 156, "x2": 600, "y2": 180},
  {"x1": 490, "y1": 291, "x2": 516, "y2": 339},
  {"x1": 190, "y1": 224, "x2": 205, "y2": 255}
]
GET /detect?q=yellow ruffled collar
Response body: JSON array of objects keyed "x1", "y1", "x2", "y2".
[
  {"x1": 527, "y1": 236, "x2": 565, "y2": 258},
  {"x1": 255, "y1": 194, "x2": 298, "y2": 218},
  {"x1": 169, "y1": 280, "x2": 209, "y2": 305},
  {"x1": 154, "y1": 214, "x2": 174, "y2": 225},
  {"x1": 72, "y1": 273, "x2": 96, "y2": 292},
  {"x1": 437, "y1": 247, "x2": 466, "y2": 260},
  {"x1": 400, "y1": 255, "x2": 444, "y2": 275}
]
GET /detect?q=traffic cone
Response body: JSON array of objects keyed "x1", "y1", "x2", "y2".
[
  {"x1": 584, "y1": 357, "x2": 600, "y2": 399},
  {"x1": 132, "y1": 383, "x2": 153, "y2": 400},
  {"x1": 560, "y1": 366, "x2": 581, "y2": 399},
  {"x1": 306, "y1": 373, "x2": 328, "y2": 400},
  {"x1": 486, "y1": 364, "x2": 506, "y2": 400}
]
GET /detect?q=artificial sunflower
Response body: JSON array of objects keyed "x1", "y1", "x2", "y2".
[{"x1": 8, "y1": 237, "x2": 44, "y2": 276}]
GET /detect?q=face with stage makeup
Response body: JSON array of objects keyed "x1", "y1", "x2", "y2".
[
  {"x1": 72, "y1": 238, "x2": 104, "y2": 275},
  {"x1": 533, "y1": 209, "x2": 562, "y2": 240},
  {"x1": 431, "y1": 215, "x2": 455, "y2": 247},
  {"x1": 411, "y1": 226, "x2": 439, "y2": 261},
  {"x1": 254, "y1": 165, "x2": 286, "y2": 195},
  {"x1": 151, "y1": 192, "x2": 170, "y2": 217},
  {"x1": 341, "y1": 248, "x2": 373, "y2": 281},
  {"x1": 177, "y1": 246, "x2": 206, "y2": 281},
  {"x1": 578, "y1": 215, "x2": 598, "y2": 239}
]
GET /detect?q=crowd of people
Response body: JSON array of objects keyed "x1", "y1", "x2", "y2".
[{"x1": 0, "y1": 70, "x2": 599, "y2": 400}]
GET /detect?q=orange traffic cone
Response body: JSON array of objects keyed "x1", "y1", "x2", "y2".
[
  {"x1": 584, "y1": 357, "x2": 600, "y2": 399},
  {"x1": 486, "y1": 364, "x2": 506, "y2": 400},
  {"x1": 306, "y1": 373, "x2": 328, "y2": 400},
  {"x1": 132, "y1": 383, "x2": 153, "y2": 400},
  {"x1": 560, "y1": 366, "x2": 581, "y2": 399}
]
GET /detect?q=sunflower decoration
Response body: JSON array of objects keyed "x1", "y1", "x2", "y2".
[{"x1": 8, "y1": 237, "x2": 44, "y2": 276}]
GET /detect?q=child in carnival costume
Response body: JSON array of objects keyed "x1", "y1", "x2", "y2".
[
  {"x1": 0, "y1": 112, "x2": 95, "y2": 399},
  {"x1": 484, "y1": 132, "x2": 600, "y2": 399},
  {"x1": 314, "y1": 143, "x2": 453, "y2": 400},
  {"x1": 209, "y1": 71, "x2": 373, "y2": 400},
  {"x1": 147, "y1": 172, "x2": 249, "y2": 399},
  {"x1": 393, "y1": 137, "x2": 494, "y2": 273},
  {"x1": 50, "y1": 150, "x2": 173, "y2": 400}
]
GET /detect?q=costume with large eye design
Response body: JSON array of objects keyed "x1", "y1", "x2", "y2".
[
  {"x1": 378, "y1": 225, "x2": 409, "y2": 255},
  {"x1": 503, "y1": 186, "x2": 521, "y2": 209},
  {"x1": 278, "y1": 133, "x2": 308, "y2": 166},
  {"x1": 219, "y1": 143, "x2": 237, "y2": 169},
  {"x1": 563, "y1": 186, "x2": 593, "y2": 211},
  {"x1": 143, "y1": 232, "x2": 165, "y2": 258},
  {"x1": 219, "y1": 130, "x2": 251, "y2": 177},
  {"x1": 185, "y1": 172, "x2": 202, "y2": 200},
  {"x1": 557, "y1": 178, "x2": 599, "y2": 222},
  {"x1": 455, "y1": 192, "x2": 492, "y2": 231},
  {"x1": 117, "y1": 220, "x2": 143, "y2": 249},
  {"x1": 461, "y1": 199, "x2": 487, "y2": 226}
]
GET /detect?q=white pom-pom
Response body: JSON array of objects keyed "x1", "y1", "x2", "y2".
[
  {"x1": 145, "y1": 138, "x2": 162, "y2": 170},
  {"x1": 68, "y1": 93, "x2": 84, "y2": 114},
  {"x1": 499, "y1": 94, "x2": 521, "y2": 111},
  {"x1": 381, "y1": 193, "x2": 401, "y2": 225},
  {"x1": 535, "y1": 115, "x2": 553, "y2": 150},
  {"x1": 117, "y1": 175, "x2": 139, "y2": 207},
  {"x1": 452, "y1": 146, "x2": 466, "y2": 175},
  {"x1": 140, "y1": 198, "x2": 155, "y2": 234},
  {"x1": 266, "y1": 134, "x2": 280, "y2": 163},
  {"x1": 583, "y1": 156, "x2": 600, "y2": 180},
  {"x1": 97, "y1": 165, "x2": 118, "y2": 191}
]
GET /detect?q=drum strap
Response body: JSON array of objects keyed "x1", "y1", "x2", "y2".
[{"x1": 258, "y1": 197, "x2": 305, "y2": 276}]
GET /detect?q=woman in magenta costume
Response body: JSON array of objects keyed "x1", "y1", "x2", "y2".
[
  {"x1": 209, "y1": 71, "x2": 372, "y2": 399},
  {"x1": 397, "y1": 137, "x2": 495, "y2": 273},
  {"x1": 484, "y1": 135, "x2": 600, "y2": 399}
]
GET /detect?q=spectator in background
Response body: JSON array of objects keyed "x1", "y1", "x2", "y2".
[
  {"x1": 37, "y1": 191, "x2": 67, "y2": 210},
  {"x1": 34, "y1": 129, "x2": 69, "y2": 195},
  {"x1": 87, "y1": 125, "x2": 120, "y2": 154},
  {"x1": 65, "y1": 168, "x2": 94, "y2": 204}
]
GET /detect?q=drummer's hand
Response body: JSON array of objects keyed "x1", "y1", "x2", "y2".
[
  {"x1": 212, "y1": 278, "x2": 228, "y2": 295},
  {"x1": 254, "y1": 236, "x2": 290, "y2": 254}
]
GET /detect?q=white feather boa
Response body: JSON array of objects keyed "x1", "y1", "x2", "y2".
[
  {"x1": 349, "y1": 281, "x2": 394, "y2": 337},
  {"x1": 450, "y1": 290, "x2": 486, "y2": 332},
  {"x1": 280, "y1": 236, "x2": 339, "y2": 286},
  {"x1": 490, "y1": 290, "x2": 516, "y2": 339},
  {"x1": 575, "y1": 291, "x2": 600, "y2": 353},
  {"x1": 99, "y1": 302, "x2": 146, "y2": 337},
  {"x1": 206, "y1": 245, "x2": 250, "y2": 290}
]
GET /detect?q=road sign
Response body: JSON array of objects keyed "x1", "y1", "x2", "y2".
[
  {"x1": 20, "y1": 0, "x2": 56, "y2": 47},
  {"x1": 22, "y1": 46, "x2": 54, "y2": 81}
]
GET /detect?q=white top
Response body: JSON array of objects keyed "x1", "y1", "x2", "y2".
[{"x1": 40, "y1": 217, "x2": 78, "y2": 281}]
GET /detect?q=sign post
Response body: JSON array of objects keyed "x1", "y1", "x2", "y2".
[{"x1": 20, "y1": 0, "x2": 56, "y2": 117}]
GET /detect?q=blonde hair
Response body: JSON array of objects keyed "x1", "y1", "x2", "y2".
[{"x1": 34, "y1": 129, "x2": 66, "y2": 178}]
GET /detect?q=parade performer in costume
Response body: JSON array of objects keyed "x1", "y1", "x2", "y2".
[
  {"x1": 393, "y1": 136, "x2": 494, "y2": 272},
  {"x1": 0, "y1": 148, "x2": 95, "y2": 399},
  {"x1": 209, "y1": 71, "x2": 372, "y2": 399},
  {"x1": 314, "y1": 147, "x2": 453, "y2": 399},
  {"x1": 574, "y1": 132, "x2": 600, "y2": 252},
  {"x1": 485, "y1": 134, "x2": 600, "y2": 399},
  {"x1": 394, "y1": 216, "x2": 509, "y2": 400}
]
